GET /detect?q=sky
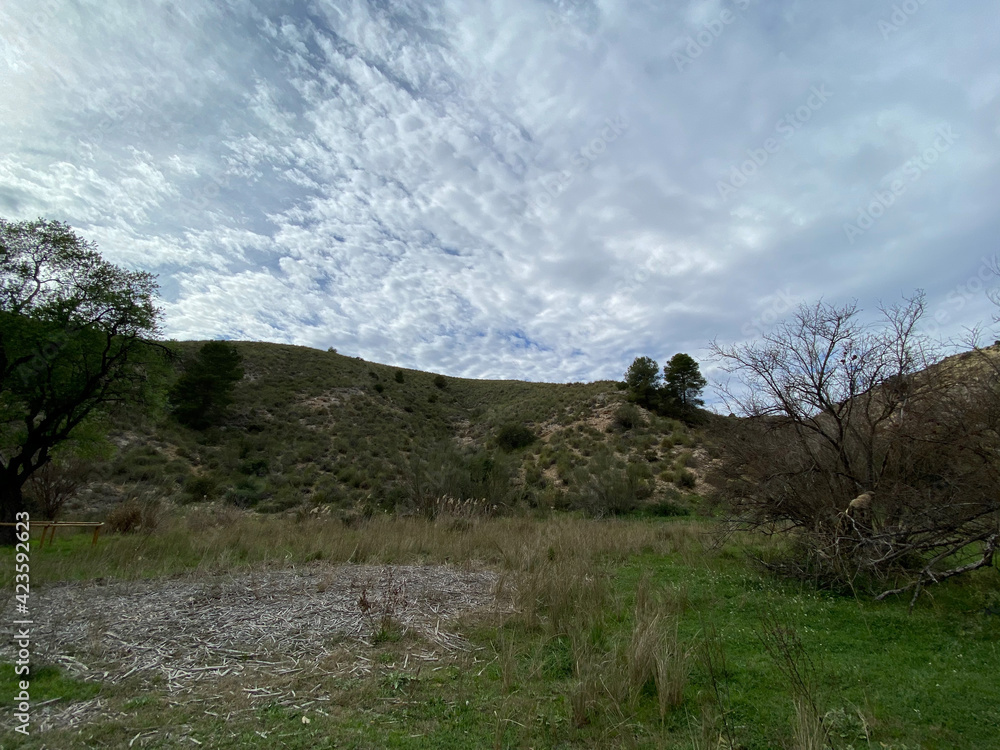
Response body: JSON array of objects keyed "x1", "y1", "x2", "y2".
[{"x1": 2, "y1": 0, "x2": 999, "y2": 388}]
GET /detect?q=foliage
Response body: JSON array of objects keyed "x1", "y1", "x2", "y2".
[
  {"x1": 495, "y1": 422, "x2": 536, "y2": 452},
  {"x1": 169, "y1": 341, "x2": 244, "y2": 429},
  {"x1": 623, "y1": 356, "x2": 661, "y2": 408},
  {"x1": 662, "y1": 353, "x2": 707, "y2": 410},
  {"x1": 433, "y1": 374, "x2": 447, "y2": 389},
  {"x1": 624, "y1": 353, "x2": 707, "y2": 422},
  {"x1": 0, "y1": 218, "x2": 164, "y2": 542},
  {"x1": 613, "y1": 402, "x2": 644, "y2": 430}
]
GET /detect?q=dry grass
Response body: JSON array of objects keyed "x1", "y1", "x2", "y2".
[
  {"x1": 22, "y1": 504, "x2": 706, "y2": 585},
  {"x1": 792, "y1": 697, "x2": 829, "y2": 750}
]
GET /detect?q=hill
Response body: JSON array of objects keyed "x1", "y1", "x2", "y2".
[{"x1": 73, "y1": 341, "x2": 710, "y2": 519}]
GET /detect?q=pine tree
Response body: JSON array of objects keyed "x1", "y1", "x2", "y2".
[{"x1": 169, "y1": 342, "x2": 244, "y2": 429}]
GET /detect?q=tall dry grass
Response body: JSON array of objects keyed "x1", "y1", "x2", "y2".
[{"x1": 21, "y1": 504, "x2": 707, "y2": 585}]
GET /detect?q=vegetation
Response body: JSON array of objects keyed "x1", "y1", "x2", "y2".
[
  {"x1": 0, "y1": 218, "x2": 164, "y2": 544},
  {"x1": 663, "y1": 353, "x2": 707, "y2": 411},
  {"x1": 623, "y1": 355, "x2": 662, "y2": 410},
  {"x1": 60, "y1": 340, "x2": 705, "y2": 520},
  {"x1": 494, "y1": 422, "x2": 536, "y2": 452},
  {"x1": 1, "y1": 509, "x2": 997, "y2": 748},
  {"x1": 0, "y1": 224, "x2": 997, "y2": 746},
  {"x1": 623, "y1": 353, "x2": 708, "y2": 422},
  {"x1": 168, "y1": 341, "x2": 244, "y2": 429},
  {"x1": 710, "y1": 295, "x2": 1000, "y2": 602}
]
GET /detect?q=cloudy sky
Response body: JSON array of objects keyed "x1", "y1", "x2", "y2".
[{"x1": 2, "y1": 0, "x2": 999, "y2": 386}]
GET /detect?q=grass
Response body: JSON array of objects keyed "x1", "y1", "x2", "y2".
[
  {"x1": 2, "y1": 509, "x2": 998, "y2": 748},
  {"x1": 75, "y1": 341, "x2": 706, "y2": 521}
]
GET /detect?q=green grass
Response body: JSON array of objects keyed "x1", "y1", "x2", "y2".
[
  {"x1": 0, "y1": 662, "x2": 100, "y2": 706},
  {"x1": 1, "y1": 512, "x2": 997, "y2": 748},
  {"x1": 81, "y1": 341, "x2": 704, "y2": 519}
]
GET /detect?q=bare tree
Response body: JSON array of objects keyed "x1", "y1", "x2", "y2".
[
  {"x1": 709, "y1": 294, "x2": 999, "y2": 603},
  {"x1": 23, "y1": 457, "x2": 91, "y2": 521}
]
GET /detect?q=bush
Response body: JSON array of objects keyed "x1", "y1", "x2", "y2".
[
  {"x1": 239, "y1": 458, "x2": 270, "y2": 477},
  {"x1": 495, "y1": 423, "x2": 536, "y2": 452},
  {"x1": 106, "y1": 497, "x2": 160, "y2": 534},
  {"x1": 675, "y1": 470, "x2": 697, "y2": 489},
  {"x1": 394, "y1": 370, "x2": 405, "y2": 383},
  {"x1": 614, "y1": 403, "x2": 644, "y2": 430},
  {"x1": 644, "y1": 498, "x2": 690, "y2": 518},
  {"x1": 183, "y1": 474, "x2": 219, "y2": 502},
  {"x1": 433, "y1": 374, "x2": 447, "y2": 389}
]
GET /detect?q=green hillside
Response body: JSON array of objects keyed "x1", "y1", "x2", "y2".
[{"x1": 87, "y1": 341, "x2": 708, "y2": 519}]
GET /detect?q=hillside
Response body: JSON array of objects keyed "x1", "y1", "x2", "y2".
[{"x1": 76, "y1": 341, "x2": 710, "y2": 519}]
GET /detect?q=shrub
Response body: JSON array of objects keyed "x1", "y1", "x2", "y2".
[
  {"x1": 644, "y1": 498, "x2": 690, "y2": 517},
  {"x1": 614, "y1": 403, "x2": 644, "y2": 430},
  {"x1": 106, "y1": 497, "x2": 160, "y2": 534},
  {"x1": 433, "y1": 374, "x2": 447, "y2": 389},
  {"x1": 183, "y1": 474, "x2": 219, "y2": 502},
  {"x1": 675, "y1": 470, "x2": 697, "y2": 489},
  {"x1": 495, "y1": 423, "x2": 536, "y2": 452},
  {"x1": 394, "y1": 370, "x2": 405, "y2": 383},
  {"x1": 374, "y1": 383, "x2": 385, "y2": 394},
  {"x1": 239, "y1": 458, "x2": 270, "y2": 477},
  {"x1": 224, "y1": 478, "x2": 267, "y2": 508}
]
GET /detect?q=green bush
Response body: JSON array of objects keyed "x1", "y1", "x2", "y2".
[
  {"x1": 394, "y1": 370, "x2": 405, "y2": 383},
  {"x1": 239, "y1": 458, "x2": 270, "y2": 477},
  {"x1": 433, "y1": 374, "x2": 447, "y2": 389},
  {"x1": 183, "y1": 474, "x2": 219, "y2": 501},
  {"x1": 225, "y1": 478, "x2": 267, "y2": 508},
  {"x1": 675, "y1": 469, "x2": 697, "y2": 489},
  {"x1": 614, "y1": 403, "x2": 644, "y2": 430},
  {"x1": 643, "y1": 497, "x2": 690, "y2": 517},
  {"x1": 496, "y1": 423, "x2": 537, "y2": 451}
]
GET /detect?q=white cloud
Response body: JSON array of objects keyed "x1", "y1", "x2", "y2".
[{"x1": 1, "y1": 0, "x2": 999, "y2": 388}]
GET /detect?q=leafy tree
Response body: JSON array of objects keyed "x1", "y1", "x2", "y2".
[
  {"x1": 623, "y1": 356, "x2": 661, "y2": 408},
  {"x1": 663, "y1": 353, "x2": 707, "y2": 410},
  {"x1": 169, "y1": 341, "x2": 244, "y2": 429},
  {"x1": 0, "y1": 218, "x2": 164, "y2": 544}
]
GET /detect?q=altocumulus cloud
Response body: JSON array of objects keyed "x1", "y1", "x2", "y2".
[{"x1": 2, "y1": 0, "x2": 1000, "y2": 387}]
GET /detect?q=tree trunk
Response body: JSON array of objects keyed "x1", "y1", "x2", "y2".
[{"x1": 0, "y1": 473, "x2": 27, "y2": 546}]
